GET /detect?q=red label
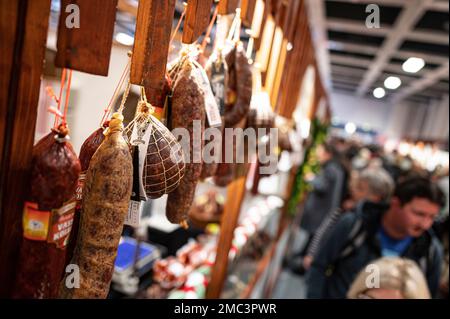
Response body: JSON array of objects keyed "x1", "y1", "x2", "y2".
[{"x1": 47, "y1": 200, "x2": 76, "y2": 248}]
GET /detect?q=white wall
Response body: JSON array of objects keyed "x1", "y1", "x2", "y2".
[
  {"x1": 329, "y1": 91, "x2": 392, "y2": 133},
  {"x1": 330, "y1": 91, "x2": 449, "y2": 143},
  {"x1": 421, "y1": 95, "x2": 449, "y2": 141},
  {"x1": 35, "y1": 43, "x2": 134, "y2": 154},
  {"x1": 67, "y1": 46, "x2": 131, "y2": 153}
]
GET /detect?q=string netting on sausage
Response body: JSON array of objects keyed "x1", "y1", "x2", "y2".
[
  {"x1": 143, "y1": 116, "x2": 185, "y2": 197},
  {"x1": 124, "y1": 90, "x2": 185, "y2": 199}
]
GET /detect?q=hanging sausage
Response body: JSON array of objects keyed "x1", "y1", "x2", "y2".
[
  {"x1": 124, "y1": 90, "x2": 185, "y2": 200},
  {"x1": 166, "y1": 57, "x2": 206, "y2": 226},
  {"x1": 13, "y1": 69, "x2": 81, "y2": 299},
  {"x1": 59, "y1": 112, "x2": 133, "y2": 298},
  {"x1": 65, "y1": 123, "x2": 108, "y2": 265}
]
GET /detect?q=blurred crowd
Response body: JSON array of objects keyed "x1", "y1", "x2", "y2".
[{"x1": 287, "y1": 136, "x2": 449, "y2": 299}]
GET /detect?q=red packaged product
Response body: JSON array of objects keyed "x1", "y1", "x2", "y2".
[{"x1": 13, "y1": 124, "x2": 81, "y2": 298}]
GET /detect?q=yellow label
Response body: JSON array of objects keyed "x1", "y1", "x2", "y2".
[
  {"x1": 23, "y1": 202, "x2": 50, "y2": 241},
  {"x1": 152, "y1": 106, "x2": 165, "y2": 121}
]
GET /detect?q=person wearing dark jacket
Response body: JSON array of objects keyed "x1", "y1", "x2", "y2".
[
  {"x1": 301, "y1": 167, "x2": 394, "y2": 272},
  {"x1": 286, "y1": 143, "x2": 346, "y2": 274},
  {"x1": 300, "y1": 143, "x2": 346, "y2": 243},
  {"x1": 306, "y1": 177, "x2": 445, "y2": 298}
]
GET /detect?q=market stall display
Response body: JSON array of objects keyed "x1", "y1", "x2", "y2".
[{"x1": 0, "y1": 0, "x2": 331, "y2": 300}]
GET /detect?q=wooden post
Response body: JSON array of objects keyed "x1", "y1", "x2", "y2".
[
  {"x1": 55, "y1": 0, "x2": 118, "y2": 76},
  {"x1": 130, "y1": 0, "x2": 176, "y2": 106},
  {"x1": 206, "y1": 176, "x2": 247, "y2": 299},
  {"x1": 276, "y1": 1, "x2": 313, "y2": 118},
  {"x1": 182, "y1": 0, "x2": 213, "y2": 44},
  {"x1": 0, "y1": 0, "x2": 51, "y2": 297},
  {"x1": 263, "y1": 0, "x2": 285, "y2": 96},
  {"x1": 240, "y1": 0, "x2": 256, "y2": 27},
  {"x1": 218, "y1": 0, "x2": 239, "y2": 15},
  {"x1": 0, "y1": 1, "x2": 20, "y2": 162},
  {"x1": 310, "y1": 64, "x2": 325, "y2": 119}
]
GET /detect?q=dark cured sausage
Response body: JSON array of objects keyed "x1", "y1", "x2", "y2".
[
  {"x1": 166, "y1": 60, "x2": 205, "y2": 225},
  {"x1": 13, "y1": 125, "x2": 81, "y2": 299},
  {"x1": 223, "y1": 44, "x2": 252, "y2": 127}
]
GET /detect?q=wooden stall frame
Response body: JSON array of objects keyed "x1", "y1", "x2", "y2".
[
  {"x1": 55, "y1": 0, "x2": 118, "y2": 76},
  {"x1": 206, "y1": 176, "x2": 248, "y2": 299},
  {"x1": 182, "y1": 0, "x2": 214, "y2": 44},
  {"x1": 130, "y1": 0, "x2": 176, "y2": 106},
  {"x1": 0, "y1": 0, "x2": 52, "y2": 298}
]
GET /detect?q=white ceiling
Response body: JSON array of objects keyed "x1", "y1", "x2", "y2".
[{"x1": 307, "y1": 0, "x2": 449, "y2": 105}]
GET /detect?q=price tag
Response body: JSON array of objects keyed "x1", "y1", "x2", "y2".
[{"x1": 193, "y1": 61, "x2": 222, "y2": 128}]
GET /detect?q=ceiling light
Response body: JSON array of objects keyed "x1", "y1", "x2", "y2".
[
  {"x1": 384, "y1": 76, "x2": 401, "y2": 90},
  {"x1": 115, "y1": 32, "x2": 134, "y2": 46},
  {"x1": 373, "y1": 87, "x2": 385, "y2": 98},
  {"x1": 345, "y1": 122, "x2": 356, "y2": 135},
  {"x1": 402, "y1": 57, "x2": 425, "y2": 73}
]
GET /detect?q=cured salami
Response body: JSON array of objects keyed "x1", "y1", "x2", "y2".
[
  {"x1": 223, "y1": 43, "x2": 252, "y2": 127},
  {"x1": 13, "y1": 124, "x2": 81, "y2": 299},
  {"x1": 166, "y1": 60, "x2": 205, "y2": 225},
  {"x1": 59, "y1": 113, "x2": 133, "y2": 298},
  {"x1": 65, "y1": 123, "x2": 108, "y2": 265}
]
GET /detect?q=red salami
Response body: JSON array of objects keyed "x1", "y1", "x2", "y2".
[{"x1": 13, "y1": 124, "x2": 81, "y2": 299}]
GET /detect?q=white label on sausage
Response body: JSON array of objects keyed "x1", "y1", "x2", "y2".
[
  {"x1": 125, "y1": 200, "x2": 142, "y2": 227},
  {"x1": 193, "y1": 61, "x2": 222, "y2": 128},
  {"x1": 130, "y1": 121, "x2": 152, "y2": 201}
]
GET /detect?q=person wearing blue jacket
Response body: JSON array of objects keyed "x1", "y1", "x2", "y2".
[{"x1": 306, "y1": 176, "x2": 445, "y2": 298}]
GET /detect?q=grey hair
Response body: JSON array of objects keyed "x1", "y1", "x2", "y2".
[{"x1": 359, "y1": 168, "x2": 395, "y2": 201}]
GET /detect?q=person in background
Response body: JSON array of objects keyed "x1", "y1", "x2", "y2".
[
  {"x1": 288, "y1": 142, "x2": 347, "y2": 273},
  {"x1": 347, "y1": 257, "x2": 431, "y2": 299},
  {"x1": 306, "y1": 176, "x2": 445, "y2": 298},
  {"x1": 299, "y1": 168, "x2": 394, "y2": 273}
]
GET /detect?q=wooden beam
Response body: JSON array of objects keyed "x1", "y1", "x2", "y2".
[
  {"x1": 250, "y1": 0, "x2": 265, "y2": 39},
  {"x1": 0, "y1": 0, "x2": 51, "y2": 297},
  {"x1": 310, "y1": 63, "x2": 325, "y2": 119},
  {"x1": 283, "y1": 0, "x2": 299, "y2": 39},
  {"x1": 255, "y1": 13, "x2": 276, "y2": 73},
  {"x1": 0, "y1": 1, "x2": 19, "y2": 165},
  {"x1": 130, "y1": 0, "x2": 176, "y2": 106},
  {"x1": 265, "y1": 0, "x2": 289, "y2": 104},
  {"x1": 254, "y1": 0, "x2": 271, "y2": 51},
  {"x1": 276, "y1": 0, "x2": 315, "y2": 118},
  {"x1": 55, "y1": 0, "x2": 118, "y2": 76},
  {"x1": 240, "y1": 0, "x2": 256, "y2": 27},
  {"x1": 218, "y1": 0, "x2": 239, "y2": 15},
  {"x1": 182, "y1": 0, "x2": 213, "y2": 44},
  {"x1": 206, "y1": 176, "x2": 247, "y2": 299}
]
